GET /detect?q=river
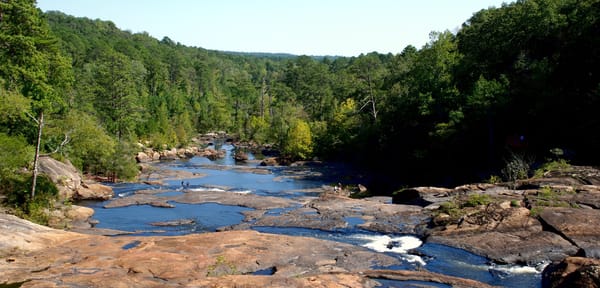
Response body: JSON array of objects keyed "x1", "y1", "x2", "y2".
[{"x1": 79, "y1": 143, "x2": 542, "y2": 287}]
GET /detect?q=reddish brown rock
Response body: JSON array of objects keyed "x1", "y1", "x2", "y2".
[
  {"x1": 189, "y1": 274, "x2": 380, "y2": 288},
  {"x1": 1, "y1": 213, "x2": 403, "y2": 287},
  {"x1": 539, "y1": 208, "x2": 600, "y2": 258},
  {"x1": 76, "y1": 182, "x2": 113, "y2": 200},
  {"x1": 260, "y1": 157, "x2": 279, "y2": 166},
  {"x1": 37, "y1": 156, "x2": 82, "y2": 199},
  {"x1": 428, "y1": 206, "x2": 579, "y2": 264},
  {"x1": 135, "y1": 151, "x2": 152, "y2": 163},
  {"x1": 542, "y1": 257, "x2": 600, "y2": 288}
]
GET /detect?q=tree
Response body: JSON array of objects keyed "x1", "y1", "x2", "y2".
[
  {"x1": 283, "y1": 56, "x2": 334, "y2": 121},
  {"x1": 0, "y1": 132, "x2": 34, "y2": 178},
  {"x1": 282, "y1": 119, "x2": 313, "y2": 161},
  {"x1": 0, "y1": 0, "x2": 72, "y2": 199},
  {"x1": 44, "y1": 110, "x2": 115, "y2": 174},
  {"x1": 93, "y1": 51, "x2": 146, "y2": 140},
  {"x1": 351, "y1": 53, "x2": 387, "y2": 122}
]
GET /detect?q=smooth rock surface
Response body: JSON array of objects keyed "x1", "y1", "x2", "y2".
[
  {"x1": 428, "y1": 206, "x2": 579, "y2": 264},
  {"x1": 1, "y1": 213, "x2": 404, "y2": 287},
  {"x1": 539, "y1": 207, "x2": 600, "y2": 258}
]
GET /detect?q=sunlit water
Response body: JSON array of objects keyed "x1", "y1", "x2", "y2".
[{"x1": 80, "y1": 143, "x2": 543, "y2": 287}]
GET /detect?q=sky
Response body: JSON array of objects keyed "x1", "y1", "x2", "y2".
[{"x1": 36, "y1": 0, "x2": 513, "y2": 57}]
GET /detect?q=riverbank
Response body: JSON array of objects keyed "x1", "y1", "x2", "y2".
[
  {"x1": 1, "y1": 140, "x2": 600, "y2": 286},
  {"x1": 1, "y1": 212, "x2": 500, "y2": 287}
]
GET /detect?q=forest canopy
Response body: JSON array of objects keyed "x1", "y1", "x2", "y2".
[{"x1": 1, "y1": 0, "x2": 598, "y2": 195}]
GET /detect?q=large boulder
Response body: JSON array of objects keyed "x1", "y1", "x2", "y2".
[
  {"x1": 76, "y1": 182, "x2": 113, "y2": 200},
  {"x1": 37, "y1": 156, "x2": 82, "y2": 199},
  {"x1": 47, "y1": 205, "x2": 95, "y2": 229},
  {"x1": 260, "y1": 157, "x2": 278, "y2": 166},
  {"x1": 542, "y1": 257, "x2": 600, "y2": 288},
  {"x1": 539, "y1": 207, "x2": 600, "y2": 258},
  {"x1": 0, "y1": 213, "x2": 80, "y2": 253},
  {"x1": 234, "y1": 150, "x2": 248, "y2": 162},
  {"x1": 135, "y1": 151, "x2": 152, "y2": 163},
  {"x1": 428, "y1": 205, "x2": 579, "y2": 265},
  {"x1": 159, "y1": 148, "x2": 179, "y2": 160},
  {"x1": 36, "y1": 156, "x2": 113, "y2": 201}
]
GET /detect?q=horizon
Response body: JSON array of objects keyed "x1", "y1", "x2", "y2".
[{"x1": 36, "y1": 0, "x2": 513, "y2": 57}]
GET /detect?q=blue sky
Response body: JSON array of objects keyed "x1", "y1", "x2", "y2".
[{"x1": 37, "y1": 0, "x2": 513, "y2": 57}]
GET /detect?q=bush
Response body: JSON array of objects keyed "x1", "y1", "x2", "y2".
[
  {"x1": 533, "y1": 159, "x2": 571, "y2": 178},
  {"x1": 3, "y1": 174, "x2": 59, "y2": 225},
  {"x1": 501, "y1": 151, "x2": 533, "y2": 183},
  {"x1": 438, "y1": 201, "x2": 462, "y2": 218},
  {"x1": 487, "y1": 175, "x2": 502, "y2": 184},
  {"x1": 462, "y1": 194, "x2": 492, "y2": 208},
  {"x1": 282, "y1": 120, "x2": 313, "y2": 160},
  {"x1": 0, "y1": 133, "x2": 34, "y2": 176}
]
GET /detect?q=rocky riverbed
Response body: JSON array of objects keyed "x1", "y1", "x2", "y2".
[
  {"x1": 1, "y1": 213, "x2": 500, "y2": 287},
  {"x1": 1, "y1": 153, "x2": 600, "y2": 287}
]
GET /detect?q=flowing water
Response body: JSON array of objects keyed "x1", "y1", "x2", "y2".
[{"x1": 80, "y1": 143, "x2": 543, "y2": 287}]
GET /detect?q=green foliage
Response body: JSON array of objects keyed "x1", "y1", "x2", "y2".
[
  {"x1": 527, "y1": 186, "x2": 576, "y2": 215},
  {"x1": 106, "y1": 140, "x2": 139, "y2": 181},
  {"x1": 282, "y1": 120, "x2": 313, "y2": 161},
  {"x1": 0, "y1": 86, "x2": 32, "y2": 135},
  {"x1": 530, "y1": 207, "x2": 544, "y2": 218},
  {"x1": 92, "y1": 51, "x2": 146, "y2": 139},
  {"x1": 246, "y1": 115, "x2": 269, "y2": 144},
  {"x1": 206, "y1": 255, "x2": 238, "y2": 277},
  {"x1": 435, "y1": 193, "x2": 497, "y2": 224},
  {"x1": 437, "y1": 201, "x2": 464, "y2": 220},
  {"x1": 487, "y1": 175, "x2": 502, "y2": 184},
  {"x1": 3, "y1": 174, "x2": 58, "y2": 225},
  {"x1": 0, "y1": 133, "x2": 34, "y2": 177},
  {"x1": 0, "y1": 0, "x2": 597, "y2": 201},
  {"x1": 534, "y1": 159, "x2": 571, "y2": 178},
  {"x1": 501, "y1": 152, "x2": 533, "y2": 183},
  {"x1": 45, "y1": 110, "x2": 116, "y2": 174},
  {"x1": 462, "y1": 194, "x2": 492, "y2": 208}
]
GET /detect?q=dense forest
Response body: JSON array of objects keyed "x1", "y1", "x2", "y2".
[{"x1": 1, "y1": 0, "x2": 599, "y2": 206}]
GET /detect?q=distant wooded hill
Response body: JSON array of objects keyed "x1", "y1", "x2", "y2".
[{"x1": 1, "y1": 0, "x2": 598, "y2": 195}]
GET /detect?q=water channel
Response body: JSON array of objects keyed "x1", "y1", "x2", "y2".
[{"x1": 80, "y1": 143, "x2": 543, "y2": 287}]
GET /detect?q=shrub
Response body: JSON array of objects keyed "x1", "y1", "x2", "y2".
[
  {"x1": 206, "y1": 255, "x2": 238, "y2": 277},
  {"x1": 462, "y1": 194, "x2": 492, "y2": 208},
  {"x1": 534, "y1": 159, "x2": 571, "y2": 178},
  {"x1": 501, "y1": 151, "x2": 533, "y2": 183},
  {"x1": 4, "y1": 174, "x2": 59, "y2": 225},
  {"x1": 530, "y1": 207, "x2": 544, "y2": 217},
  {"x1": 487, "y1": 175, "x2": 502, "y2": 184},
  {"x1": 438, "y1": 201, "x2": 462, "y2": 218},
  {"x1": 282, "y1": 120, "x2": 313, "y2": 160}
]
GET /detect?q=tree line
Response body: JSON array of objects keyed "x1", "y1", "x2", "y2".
[{"x1": 1, "y1": 0, "x2": 598, "y2": 203}]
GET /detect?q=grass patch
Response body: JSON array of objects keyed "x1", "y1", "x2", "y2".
[
  {"x1": 438, "y1": 201, "x2": 461, "y2": 218},
  {"x1": 206, "y1": 255, "x2": 238, "y2": 277},
  {"x1": 462, "y1": 194, "x2": 492, "y2": 208},
  {"x1": 487, "y1": 175, "x2": 502, "y2": 184},
  {"x1": 527, "y1": 185, "x2": 578, "y2": 216},
  {"x1": 534, "y1": 159, "x2": 571, "y2": 178},
  {"x1": 530, "y1": 206, "x2": 544, "y2": 217}
]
